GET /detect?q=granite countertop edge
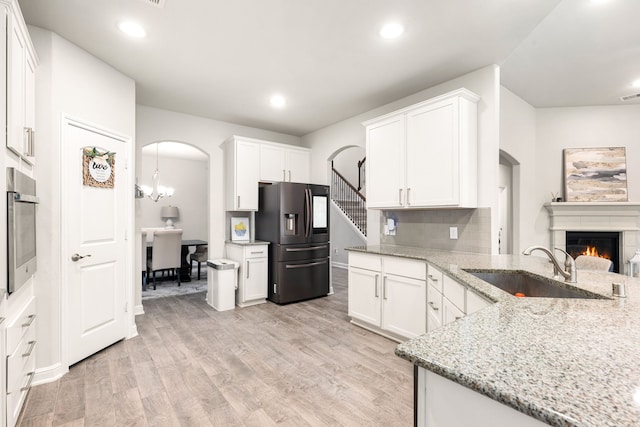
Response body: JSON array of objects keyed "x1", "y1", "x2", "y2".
[{"x1": 347, "y1": 245, "x2": 640, "y2": 427}]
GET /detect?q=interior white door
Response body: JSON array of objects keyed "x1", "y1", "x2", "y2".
[{"x1": 64, "y1": 120, "x2": 128, "y2": 366}]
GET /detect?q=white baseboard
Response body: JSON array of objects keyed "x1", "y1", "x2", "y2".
[
  {"x1": 332, "y1": 261, "x2": 348, "y2": 269},
  {"x1": 134, "y1": 304, "x2": 144, "y2": 316},
  {"x1": 33, "y1": 362, "x2": 66, "y2": 386}
]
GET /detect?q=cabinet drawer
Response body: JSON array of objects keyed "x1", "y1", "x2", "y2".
[
  {"x1": 6, "y1": 355, "x2": 35, "y2": 427},
  {"x1": 443, "y1": 275, "x2": 465, "y2": 312},
  {"x1": 467, "y1": 290, "x2": 491, "y2": 315},
  {"x1": 245, "y1": 245, "x2": 268, "y2": 259},
  {"x1": 349, "y1": 252, "x2": 381, "y2": 271},
  {"x1": 7, "y1": 323, "x2": 36, "y2": 394},
  {"x1": 427, "y1": 264, "x2": 443, "y2": 293},
  {"x1": 383, "y1": 257, "x2": 426, "y2": 280},
  {"x1": 6, "y1": 297, "x2": 36, "y2": 355}
]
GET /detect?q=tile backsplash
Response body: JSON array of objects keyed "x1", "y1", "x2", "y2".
[{"x1": 380, "y1": 208, "x2": 491, "y2": 254}]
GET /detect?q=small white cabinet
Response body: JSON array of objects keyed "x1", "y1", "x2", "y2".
[
  {"x1": 259, "y1": 143, "x2": 310, "y2": 183},
  {"x1": 364, "y1": 88, "x2": 479, "y2": 209},
  {"x1": 4, "y1": 0, "x2": 37, "y2": 163},
  {"x1": 348, "y1": 252, "x2": 426, "y2": 340},
  {"x1": 223, "y1": 136, "x2": 260, "y2": 211},
  {"x1": 226, "y1": 243, "x2": 269, "y2": 307}
]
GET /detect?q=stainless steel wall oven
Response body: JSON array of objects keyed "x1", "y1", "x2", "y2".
[{"x1": 7, "y1": 168, "x2": 39, "y2": 295}]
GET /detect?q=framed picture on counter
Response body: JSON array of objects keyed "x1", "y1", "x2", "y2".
[{"x1": 231, "y1": 217, "x2": 250, "y2": 241}]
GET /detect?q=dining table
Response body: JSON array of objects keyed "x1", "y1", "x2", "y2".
[{"x1": 147, "y1": 239, "x2": 207, "y2": 282}]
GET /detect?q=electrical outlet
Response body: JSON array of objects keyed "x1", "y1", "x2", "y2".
[{"x1": 449, "y1": 227, "x2": 458, "y2": 240}]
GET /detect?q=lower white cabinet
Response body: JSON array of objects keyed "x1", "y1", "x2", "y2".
[
  {"x1": 348, "y1": 252, "x2": 426, "y2": 340},
  {"x1": 226, "y1": 243, "x2": 268, "y2": 307},
  {"x1": 5, "y1": 296, "x2": 36, "y2": 427}
]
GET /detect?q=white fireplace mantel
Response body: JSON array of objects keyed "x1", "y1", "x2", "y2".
[{"x1": 544, "y1": 202, "x2": 640, "y2": 274}]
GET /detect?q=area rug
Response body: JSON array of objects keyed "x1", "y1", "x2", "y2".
[{"x1": 142, "y1": 274, "x2": 207, "y2": 300}]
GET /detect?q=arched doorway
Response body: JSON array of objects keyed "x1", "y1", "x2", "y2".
[
  {"x1": 498, "y1": 150, "x2": 520, "y2": 254},
  {"x1": 138, "y1": 141, "x2": 210, "y2": 304}
]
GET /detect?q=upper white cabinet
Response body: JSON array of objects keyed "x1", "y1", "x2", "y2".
[
  {"x1": 259, "y1": 142, "x2": 310, "y2": 183},
  {"x1": 224, "y1": 135, "x2": 311, "y2": 211},
  {"x1": 364, "y1": 88, "x2": 479, "y2": 209},
  {"x1": 4, "y1": 1, "x2": 37, "y2": 164},
  {"x1": 223, "y1": 136, "x2": 260, "y2": 211}
]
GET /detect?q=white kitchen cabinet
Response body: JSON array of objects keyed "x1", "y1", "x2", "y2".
[
  {"x1": 365, "y1": 114, "x2": 405, "y2": 208},
  {"x1": 427, "y1": 282, "x2": 443, "y2": 332},
  {"x1": 4, "y1": 0, "x2": 37, "y2": 163},
  {"x1": 259, "y1": 142, "x2": 310, "y2": 183},
  {"x1": 223, "y1": 136, "x2": 260, "y2": 211},
  {"x1": 5, "y1": 296, "x2": 36, "y2": 427},
  {"x1": 348, "y1": 252, "x2": 426, "y2": 340},
  {"x1": 442, "y1": 296, "x2": 464, "y2": 325},
  {"x1": 226, "y1": 243, "x2": 268, "y2": 307},
  {"x1": 364, "y1": 88, "x2": 479, "y2": 209}
]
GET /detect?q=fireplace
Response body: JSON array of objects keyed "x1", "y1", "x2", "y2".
[
  {"x1": 545, "y1": 202, "x2": 640, "y2": 275},
  {"x1": 566, "y1": 231, "x2": 619, "y2": 273}
]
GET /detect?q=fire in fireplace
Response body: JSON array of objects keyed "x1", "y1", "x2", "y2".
[{"x1": 566, "y1": 231, "x2": 620, "y2": 273}]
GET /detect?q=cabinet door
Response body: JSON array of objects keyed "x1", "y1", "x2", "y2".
[
  {"x1": 406, "y1": 98, "x2": 459, "y2": 206},
  {"x1": 259, "y1": 144, "x2": 286, "y2": 182},
  {"x1": 348, "y1": 267, "x2": 381, "y2": 326},
  {"x1": 286, "y1": 148, "x2": 310, "y2": 183},
  {"x1": 366, "y1": 114, "x2": 405, "y2": 208},
  {"x1": 244, "y1": 257, "x2": 268, "y2": 301},
  {"x1": 7, "y1": 12, "x2": 27, "y2": 156},
  {"x1": 382, "y1": 274, "x2": 426, "y2": 339},
  {"x1": 22, "y1": 54, "x2": 36, "y2": 164},
  {"x1": 467, "y1": 290, "x2": 491, "y2": 315},
  {"x1": 443, "y1": 297, "x2": 464, "y2": 326},
  {"x1": 235, "y1": 140, "x2": 260, "y2": 210}
]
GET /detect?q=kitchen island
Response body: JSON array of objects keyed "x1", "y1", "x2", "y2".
[{"x1": 347, "y1": 245, "x2": 640, "y2": 427}]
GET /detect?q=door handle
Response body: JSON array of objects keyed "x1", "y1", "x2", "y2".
[
  {"x1": 383, "y1": 276, "x2": 388, "y2": 300},
  {"x1": 71, "y1": 253, "x2": 91, "y2": 262},
  {"x1": 374, "y1": 274, "x2": 379, "y2": 298},
  {"x1": 283, "y1": 170, "x2": 286, "y2": 181},
  {"x1": 428, "y1": 301, "x2": 439, "y2": 311},
  {"x1": 285, "y1": 246, "x2": 327, "y2": 252},
  {"x1": 246, "y1": 261, "x2": 250, "y2": 278},
  {"x1": 288, "y1": 170, "x2": 291, "y2": 181},
  {"x1": 285, "y1": 260, "x2": 326, "y2": 269},
  {"x1": 407, "y1": 188, "x2": 411, "y2": 206},
  {"x1": 398, "y1": 188, "x2": 403, "y2": 205}
]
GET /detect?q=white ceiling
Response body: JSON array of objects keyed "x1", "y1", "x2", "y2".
[{"x1": 18, "y1": 0, "x2": 640, "y2": 137}]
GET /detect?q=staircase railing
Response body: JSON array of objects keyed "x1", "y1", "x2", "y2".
[
  {"x1": 357, "y1": 157, "x2": 366, "y2": 191},
  {"x1": 331, "y1": 165, "x2": 367, "y2": 236}
]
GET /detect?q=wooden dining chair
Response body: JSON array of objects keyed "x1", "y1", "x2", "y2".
[{"x1": 147, "y1": 229, "x2": 183, "y2": 289}]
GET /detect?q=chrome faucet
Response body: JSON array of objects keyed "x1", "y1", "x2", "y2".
[{"x1": 522, "y1": 245, "x2": 577, "y2": 283}]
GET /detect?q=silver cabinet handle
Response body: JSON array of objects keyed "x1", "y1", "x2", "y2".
[
  {"x1": 246, "y1": 260, "x2": 250, "y2": 278},
  {"x1": 0, "y1": 317, "x2": 5, "y2": 326},
  {"x1": 20, "y1": 372, "x2": 35, "y2": 392},
  {"x1": 288, "y1": 170, "x2": 291, "y2": 181},
  {"x1": 283, "y1": 169, "x2": 286, "y2": 181},
  {"x1": 383, "y1": 276, "x2": 388, "y2": 300},
  {"x1": 374, "y1": 274, "x2": 379, "y2": 298},
  {"x1": 428, "y1": 274, "x2": 438, "y2": 282},
  {"x1": 71, "y1": 253, "x2": 91, "y2": 262},
  {"x1": 428, "y1": 301, "x2": 439, "y2": 311},
  {"x1": 22, "y1": 314, "x2": 36, "y2": 328},
  {"x1": 407, "y1": 188, "x2": 411, "y2": 206},
  {"x1": 30, "y1": 129, "x2": 35, "y2": 157},
  {"x1": 398, "y1": 188, "x2": 402, "y2": 205},
  {"x1": 23, "y1": 128, "x2": 30, "y2": 156},
  {"x1": 237, "y1": 195, "x2": 240, "y2": 207},
  {"x1": 22, "y1": 340, "x2": 36, "y2": 358}
]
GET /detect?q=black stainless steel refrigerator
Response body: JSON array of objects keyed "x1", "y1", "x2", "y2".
[{"x1": 255, "y1": 182, "x2": 330, "y2": 304}]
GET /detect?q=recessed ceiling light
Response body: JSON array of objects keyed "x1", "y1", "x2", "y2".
[
  {"x1": 632, "y1": 79, "x2": 640, "y2": 88},
  {"x1": 270, "y1": 94, "x2": 286, "y2": 108},
  {"x1": 380, "y1": 22, "x2": 404, "y2": 39},
  {"x1": 118, "y1": 21, "x2": 146, "y2": 38}
]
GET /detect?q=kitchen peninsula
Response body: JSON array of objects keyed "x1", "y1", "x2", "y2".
[{"x1": 347, "y1": 245, "x2": 640, "y2": 427}]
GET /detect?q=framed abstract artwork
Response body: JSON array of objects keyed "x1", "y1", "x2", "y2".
[{"x1": 563, "y1": 147, "x2": 628, "y2": 202}]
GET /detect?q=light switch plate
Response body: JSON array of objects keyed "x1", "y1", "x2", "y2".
[{"x1": 449, "y1": 227, "x2": 458, "y2": 240}]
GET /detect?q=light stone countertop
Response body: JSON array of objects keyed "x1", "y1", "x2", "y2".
[{"x1": 347, "y1": 245, "x2": 640, "y2": 427}]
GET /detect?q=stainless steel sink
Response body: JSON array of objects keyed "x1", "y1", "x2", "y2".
[{"x1": 464, "y1": 270, "x2": 604, "y2": 299}]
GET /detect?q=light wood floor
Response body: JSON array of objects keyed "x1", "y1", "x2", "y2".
[{"x1": 18, "y1": 268, "x2": 413, "y2": 426}]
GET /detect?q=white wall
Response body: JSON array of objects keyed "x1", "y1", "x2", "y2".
[
  {"x1": 533, "y1": 104, "x2": 640, "y2": 247},
  {"x1": 500, "y1": 87, "x2": 537, "y2": 252},
  {"x1": 29, "y1": 26, "x2": 136, "y2": 381},
  {"x1": 332, "y1": 146, "x2": 365, "y2": 189},
  {"x1": 302, "y1": 65, "x2": 501, "y2": 252},
  {"x1": 139, "y1": 153, "x2": 208, "y2": 241}
]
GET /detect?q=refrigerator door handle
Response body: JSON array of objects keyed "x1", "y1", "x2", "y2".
[
  {"x1": 285, "y1": 245, "x2": 327, "y2": 252},
  {"x1": 285, "y1": 260, "x2": 326, "y2": 269},
  {"x1": 305, "y1": 188, "x2": 312, "y2": 238}
]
